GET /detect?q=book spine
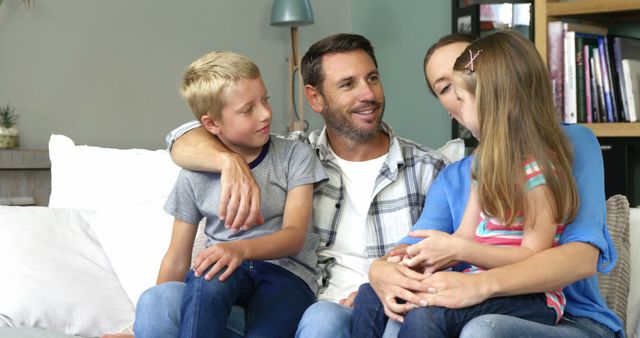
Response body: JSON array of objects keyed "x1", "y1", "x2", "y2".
[
  {"x1": 622, "y1": 60, "x2": 639, "y2": 122},
  {"x1": 548, "y1": 22, "x2": 565, "y2": 120},
  {"x1": 575, "y1": 36, "x2": 586, "y2": 123},
  {"x1": 614, "y1": 37, "x2": 630, "y2": 121},
  {"x1": 592, "y1": 49, "x2": 608, "y2": 123},
  {"x1": 589, "y1": 56, "x2": 601, "y2": 122},
  {"x1": 584, "y1": 44, "x2": 592, "y2": 123},
  {"x1": 598, "y1": 37, "x2": 615, "y2": 122},
  {"x1": 602, "y1": 36, "x2": 621, "y2": 122},
  {"x1": 564, "y1": 31, "x2": 577, "y2": 123}
]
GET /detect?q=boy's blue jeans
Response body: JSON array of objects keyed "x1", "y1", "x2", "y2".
[
  {"x1": 134, "y1": 282, "x2": 245, "y2": 338},
  {"x1": 179, "y1": 261, "x2": 315, "y2": 338},
  {"x1": 351, "y1": 283, "x2": 558, "y2": 338}
]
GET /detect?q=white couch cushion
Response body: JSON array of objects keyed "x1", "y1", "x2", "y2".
[
  {"x1": 0, "y1": 206, "x2": 134, "y2": 337},
  {"x1": 48, "y1": 134, "x2": 180, "y2": 210}
]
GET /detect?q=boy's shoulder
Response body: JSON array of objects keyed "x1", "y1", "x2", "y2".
[{"x1": 268, "y1": 135, "x2": 314, "y2": 156}]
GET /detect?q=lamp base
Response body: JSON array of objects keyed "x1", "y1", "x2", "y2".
[{"x1": 289, "y1": 120, "x2": 305, "y2": 132}]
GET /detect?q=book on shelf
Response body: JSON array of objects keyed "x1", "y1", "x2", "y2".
[
  {"x1": 592, "y1": 48, "x2": 608, "y2": 123},
  {"x1": 611, "y1": 36, "x2": 640, "y2": 121},
  {"x1": 575, "y1": 33, "x2": 602, "y2": 123},
  {"x1": 564, "y1": 31, "x2": 577, "y2": 123},
  {"x1": 584, "y1": 43, "x2": 593, "y2": 123},
  {"x1": 548, "y1": 21, "x2": 607, "y2": 124},
  {"x1": 622, "y1": 59, "x2": 640, "y2": 123},
  {"x1": 548, "y1": 21, "x2": 565, "y2": 120},
  {"x1": 589, "y1": 56, "x2": 601, "y2": 123},
  {"x1": 598, "y1": 37, "x2": 615, "y2": 122}
]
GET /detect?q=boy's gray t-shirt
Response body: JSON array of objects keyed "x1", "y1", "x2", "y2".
[{"x1": 164, "y1": 136, "x2": 327, "y2": 294}]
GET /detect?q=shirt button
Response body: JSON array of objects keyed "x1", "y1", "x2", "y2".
[{"x1": 335, "y1": 203, "x2": 340, "y2": 209}]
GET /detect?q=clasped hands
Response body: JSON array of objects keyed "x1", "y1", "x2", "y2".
[{"x1": 369, "y1": 230, "x2": 481, "y2": 322}]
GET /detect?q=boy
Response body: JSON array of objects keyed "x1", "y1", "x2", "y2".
[{"x1": 159, "y1": 51, "x2": 327, "y2": 338}]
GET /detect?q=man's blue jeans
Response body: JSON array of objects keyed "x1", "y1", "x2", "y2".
[{"x1": 180, "y1": 261, "x2": 314, "y2": 338}]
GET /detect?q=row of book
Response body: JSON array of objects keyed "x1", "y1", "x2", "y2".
[{"x1": 548, "y1": 21, "x2": 640, "y2": 124}]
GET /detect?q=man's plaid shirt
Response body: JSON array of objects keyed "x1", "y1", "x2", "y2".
[
  {"x1": 167, "y1": 121, "x2": 448, "y2": 293},
  {"x1": 290, "y1": 122, "x2": 447, "y2": 292}
]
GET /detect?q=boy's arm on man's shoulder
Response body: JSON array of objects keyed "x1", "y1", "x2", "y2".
[{"x1": 169, "y1": 125, "x2": 264, "y2": 231}]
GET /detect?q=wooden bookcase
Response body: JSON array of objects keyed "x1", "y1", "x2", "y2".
[
  {"x1": 534, "y1": 0, "x2": 640, "y2": 206},
  {"x1": 534, "y1": 0, "x2": 640, "y2": 137}
]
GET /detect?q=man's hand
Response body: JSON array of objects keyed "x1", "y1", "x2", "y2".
[
  {"x1": 416, "y1": 270, "x2": 489, "y2": 309},
  {"x1": 368, "y1": 259, "x2": 431, "y2": 322},
  {"x1": 193, "y1": 242, "x2": 247, "y2": 281},
  {"x1": 219, "y1": 153, "x2": 264, "y2": 232}
]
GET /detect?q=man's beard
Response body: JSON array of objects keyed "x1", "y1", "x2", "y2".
[{"x1": 321, "y1": 100, "x2": 385, "y2": 143}]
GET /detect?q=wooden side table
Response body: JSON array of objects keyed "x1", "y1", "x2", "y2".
[{"x1": 0, "y1": 149, "x2": 51, "y2": 206}]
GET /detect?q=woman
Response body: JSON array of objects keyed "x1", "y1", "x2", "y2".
[{"x1": 367, "y1": 33, "x2": 622, "y2": 338}]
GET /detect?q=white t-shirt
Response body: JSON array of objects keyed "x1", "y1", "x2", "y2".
[{"x1": 319, "y1": 149, "x2": 387, "y2": 302}]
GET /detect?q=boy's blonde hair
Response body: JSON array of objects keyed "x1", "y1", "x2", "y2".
[
  {"x1": 180, "y1": 51, "x2": 261, "y2": 120},
  {"x1": 453, "y1": 30, "x2": 578, "y2": 226}
]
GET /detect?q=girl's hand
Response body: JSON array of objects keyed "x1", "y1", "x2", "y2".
[
  {"x1": 193, "y1": 242, "x2": 247, "y2": 281},
  {"x1": 403, "y1": 230, "x2": 464, "y2": 274}
]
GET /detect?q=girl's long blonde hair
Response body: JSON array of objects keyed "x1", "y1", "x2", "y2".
[{"x1": 453, "y1": 30, "x2": 578, "y2": 226}]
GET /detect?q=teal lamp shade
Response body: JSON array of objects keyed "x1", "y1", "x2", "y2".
[{"x1": 270, "y1": 0, "x2": 314, "y2": 26}]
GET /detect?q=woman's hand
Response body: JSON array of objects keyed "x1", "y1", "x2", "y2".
[
  {"x1": 401, "y1": 230, "x2": 464, "y2": 274},
  {"x1": 416, "y1": 270, "x2": 490, "y2": 309}
]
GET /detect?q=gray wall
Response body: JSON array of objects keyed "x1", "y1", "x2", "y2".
[
  {"x1": 352, "y1": 0, "x2": 452, "y2": 149},
  {"x1": 0, "y1": 0, "x2": 351, "y2": 150}
]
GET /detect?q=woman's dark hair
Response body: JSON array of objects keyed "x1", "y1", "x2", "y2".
[{"x1": 423, "y1": 33, "x2": 476, "y2": 96}]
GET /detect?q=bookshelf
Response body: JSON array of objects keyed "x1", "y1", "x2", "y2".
[
  {"x1": 535, "y1": 0, "x2": 640, "y2": 138},
  {"x1": 534, "y1": 0, "x2": 640, "y2": 206}
]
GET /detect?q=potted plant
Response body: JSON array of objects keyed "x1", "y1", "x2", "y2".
[{"x1": 0, "y1": 104, "x2": 19, "y2": 148}]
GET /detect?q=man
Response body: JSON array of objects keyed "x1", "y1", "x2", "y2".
[{"x1": 130, "y1": 33, "x2": 447, "y2": 338}]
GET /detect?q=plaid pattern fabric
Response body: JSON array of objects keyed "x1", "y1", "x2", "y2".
[
  {"x1": 166, "y1": 120, "x2": 448, "y2": 293},
  {"x1": 294, "y1": 123, "x2": 447, "y2": 291}
]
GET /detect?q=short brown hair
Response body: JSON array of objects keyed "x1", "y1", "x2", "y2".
[{"x1": 301, "y1": 33, "x2": 377, "y2": 89}]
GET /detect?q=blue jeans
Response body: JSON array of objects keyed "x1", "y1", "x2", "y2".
[
  {"x1": 134, "y1": 282, "x2": 245, "y2": 338},
  {"x1": 295, "y1": 300, "x2": 399, "y2": 338},
  {"x1": 180, "y1": 261, "x2": 314, "y2": 338},
  {"x1": 350, "y1": 283, "x2": 557, "y2": 338},
  {"x1": 458, "y1": 314, "x2": 617, "y2": 338}
]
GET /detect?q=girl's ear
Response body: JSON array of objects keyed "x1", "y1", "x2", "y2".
[
  {"x1": 201, "y1": 114, "x2": 222, "y2": 135},
  {"x1": 304, "y1": 84, "x2": 325, "y2": 113}
]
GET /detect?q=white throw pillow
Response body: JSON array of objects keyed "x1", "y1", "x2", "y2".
[
  {"x1": 88, "y1": 200, "x2": 175, "y2": 306},
  {"x1": 48, "y1": 134, "x2": 181, "y2": 210},
  {"x1": 0, "y1": 206, "x2": 134, "y2": 337}
]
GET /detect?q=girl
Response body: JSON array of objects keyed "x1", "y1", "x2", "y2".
[{"x1": 351, "y1": 30, "x2": 580, "y2": 338}]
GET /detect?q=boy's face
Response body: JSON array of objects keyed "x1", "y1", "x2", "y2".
[{"x1": 203, "y1": 77, "x2": 272, "y2": 159}]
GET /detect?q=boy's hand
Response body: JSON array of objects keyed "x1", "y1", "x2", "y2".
[
  {"x1": 193, "y1": 242, "x2": 247, "y2": 281},
  {"x1": 219, "y1": 153, "x2": 265, "y2": 232}
]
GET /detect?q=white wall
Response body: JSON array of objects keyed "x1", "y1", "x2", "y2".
[{"x1": 0, "y1": 0, "x2": 351, "y2": 149}]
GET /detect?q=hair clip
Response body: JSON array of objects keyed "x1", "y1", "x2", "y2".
[{"x1": 465, "y1": 49, "x2": 483, "y2": 72}]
